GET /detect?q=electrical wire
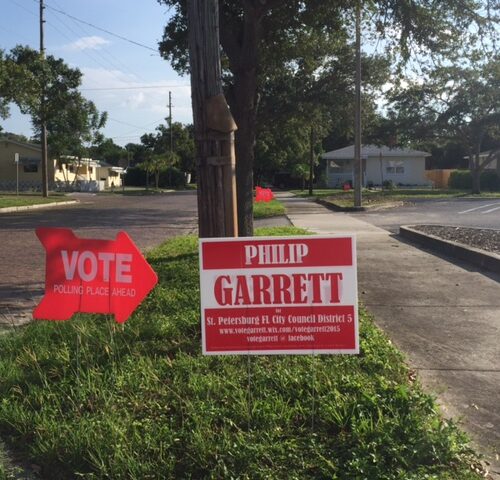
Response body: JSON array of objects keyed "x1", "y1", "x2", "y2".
[
  {"x1": 39, "y1": 0, "x2": 159, "y2": 53},
  {"x1": 47, "y1": 0, "x2": 149, "y2": 83},
  {"x1": 81, "y1": 84, "x2": 189, "y2": 91}
]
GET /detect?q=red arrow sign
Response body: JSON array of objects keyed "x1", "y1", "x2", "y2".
[{"x1": 34, "y1": 228, "x2": 158, "y2": 323}]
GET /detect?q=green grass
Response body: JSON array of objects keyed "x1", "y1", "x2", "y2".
[
  {"x1": 0, "y1": 194, "x2": 67, "y2": 209},
  {"x1": 0, "y1": 227, "x2": 482, "y2": 479},
  {"x1": 253, "y1": 199, "x2": 286, "y2": 218}
]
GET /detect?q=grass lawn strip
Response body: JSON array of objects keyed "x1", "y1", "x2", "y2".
[
  {"x1": 0, "y1": 195, "x2": 68, "y2": 209},
  {"x1": 253, "y1": 199, "x2": 286, "y2": 218},
  {"x1": 0, "y1": 227, "x2": 483, "y2": 479}
]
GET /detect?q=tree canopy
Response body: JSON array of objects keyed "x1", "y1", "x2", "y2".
[
  {"x1": 387, "y1": 56, "x2": 500, "y2": 192},
  {"x1": 0, "y1": 45, "x2": 107, "y2": 162},
  {"x1": 158, "y1": 0, "x2": 491, "y2": 234}
]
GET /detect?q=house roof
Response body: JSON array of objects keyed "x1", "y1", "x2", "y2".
[
  {"x1": 463, "y1": 150, "x2": 498, "y2": 159},
  {"x1": 322, "y1": 144, "x2": 430, "y2": 160},
  {"x1": 1, "y1": 139, "x2": 42, "y2": 153}
]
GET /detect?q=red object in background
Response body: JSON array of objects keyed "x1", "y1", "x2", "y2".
[
  {"x1": 343, "y1": 183, "x2": 351, "y2": 191},
  {"x1": 33, "y1": 228, "x2": 158, "y2": 323},
  {"x1": 255, "y1": 186, "x2": 274, "y2": 202}
]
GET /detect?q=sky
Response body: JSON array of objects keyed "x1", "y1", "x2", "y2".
[{"x1": 0, "y1": 0, "x2": 192, "y2": 146}]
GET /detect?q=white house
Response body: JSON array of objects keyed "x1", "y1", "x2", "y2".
[
  {"x1": 322, "y1": 144, "x2": 431, "y2": 187},
  {"x1": 464, "y1": 151, "x2": 500, "y2": 174}
]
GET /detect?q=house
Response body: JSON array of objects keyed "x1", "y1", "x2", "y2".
[
  {"x1": 96, "y1": 161, "x2": 124, "y2": 189},
  {"x1": 322, "y1": 144, "x2": 431, "y2": 187},
  {"x1": 464, "y1": 151, "x2": 500, "y2": 174},
  {"x1": 54, "y1": 156, "x2": 124, "y2": 191},
  {"x1": 0, "y1": 139, "x2": 55, "y2": 191}
]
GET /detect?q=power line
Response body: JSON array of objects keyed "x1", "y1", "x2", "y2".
[
  {"x1": 107, "y1": 117, "x2": 149, "y2": 129},
  {"x1": 81, "y1": 84, "x2": 189, "y2": 91},
  {"x1": 47, "y1": 0, "x2": 148, "y2": 83},
  {"x1": 40, "y1": 1, "x2": 159, "y2": 53},
  {"x1": 10, "y1": 0, "x2": 138, "y2": 87}
]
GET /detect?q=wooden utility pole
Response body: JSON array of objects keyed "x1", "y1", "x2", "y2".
[
  {"x1": 187, "y1": 0, "x2": 238, "y2": 237},
  {"x1": 40, "y1": 0, "x2": 49, "y2": 197},
  {"x1": 168, "y1": 91, "x2": 173, "y2": 153},
  {"x1": 308, "y1": 126, "x2": 315, "y2": 196},
  {"x1": 354, "y1": 0, "x2": 362, "y2": 208}
]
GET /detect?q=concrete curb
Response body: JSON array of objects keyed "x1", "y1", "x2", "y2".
[
  {"x1": 316, "y1": 198, "x2": 404, "y2": 213},
  {"x1": 316, "y1": 198, "x2": 366, "y2": 212},
  {"x1": 0, "y1": 200, "x2": 78, "y2": 213},
  {"x1": 400, "y1": 225, "x2": 500, "y2": 274}
]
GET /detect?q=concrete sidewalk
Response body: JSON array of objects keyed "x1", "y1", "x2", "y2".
[{"x1": 277, "y1": 192, "x2": 500, "y2": 478}]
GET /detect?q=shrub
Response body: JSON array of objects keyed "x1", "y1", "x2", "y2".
[
  {"x1": 125, "y1": 166, "x2": 186, "y2": 188},
  {"x1": 158, "y1": 167, "x2": 186, "y2": 188},
  {"x1": 448, "y1": 170, "x2": 500, "y2": 191},
  {"x1": 480, "y1": 170, "x2": 500, "y2": 191},
  {"x1": 382, "y1": 179, "x2": 395, "y2": 190},
  {"x1": 124, "y1": 166, "x2": 147, "y2": 187}
]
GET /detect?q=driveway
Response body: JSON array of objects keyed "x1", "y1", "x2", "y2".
[
  {"x1": 0, "y1": 191, "x2": 198, "y2": 325},
  {"x1": 355, "y1": 198, "x2": 500, "y2": 232}
]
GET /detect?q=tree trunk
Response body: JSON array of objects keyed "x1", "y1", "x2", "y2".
[
  {"x1": 309, "y1": 126, "x2": 314, "y2": 196},
  {"x1": 471, "y1": 168, "x2": 481, "y2": 194},
  {"x1": 233, "y1": 93, "x2": 257, "y2": 237},
  {"x1": 470, "y1": 150, "x2": 481, "y2": 194},
  {"x1": 222, "y1": 4, "x2": 261, "y2": 237},
  {"x1": 187, "y1": 0, "x2": 238, "y2": 238}
]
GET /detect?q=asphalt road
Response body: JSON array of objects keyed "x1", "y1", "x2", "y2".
[
  {"x1": 354, "y1": 197, "x2": 500, "y2": 233},
  {"x1": 0, "y1": 191, "x2": 199, "y2": 324}
]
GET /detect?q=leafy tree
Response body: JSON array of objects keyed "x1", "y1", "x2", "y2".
[
  {"x1": 159, "y1": 0, "x2": 483, "y2": 235},
  {"x1": 39, "y1": 92, "x2": 107, "y2": 161},
  {"x1": 125, "y1": 142, "x2": 149, "y2": 166},
  {"x1": 140, "y1": 121, "x2": 194, "y2": 172},
  {"x1": 0, "y1": 50, "x2": 10, "y2": 122},
  {"x1": 2, "y1": 45, "x2": 108, "y2": 171},
  {"x1": 0, "y1": 131, "x2": 30, "y2": 143},
  {"x1": 255, "y1": 42, "x2": 391, "y2": 186},
  {"x1": 139, "y1": 151, "x2": 179, "y2": 189},
  {"x1": 387, "y1": 57, "x2": 500, "y2": 193},
  {"x1": 159, "y1": 122, "x2": 195, "y2": 174},
  {"x1": 90, "y1": 138, "x2": 127, "y2": 166},
  {"x1": 5, "y1": 46, "x2": 82, "y2": 130}
]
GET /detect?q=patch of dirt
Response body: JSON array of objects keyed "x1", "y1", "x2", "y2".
[{"x1": 411, "y1": 225, "x2": 500, "y2": 255}]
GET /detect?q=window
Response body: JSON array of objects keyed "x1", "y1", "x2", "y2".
[
  {"x1": 329, "y1": 160, "x2": 351, "y2": 173},
  {"x1": 23, "y1": 164, "x2": 38, "y2": 173},
  {"x1": 386, "y1": 160, "x2": 404, "y2": 174},
  {"x1": 20, "y1": 156, "x2": 40, "y2": 173}
]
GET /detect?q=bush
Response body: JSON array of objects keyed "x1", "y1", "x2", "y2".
[
  {"x1": 125, "y1": 166, "x2": 187, "y2": 188},
  {"x1": 382, "y1": 180, "x2": 395, "y2": 190},
  {"x1": 481, "y1": 170, "x2": 500, "y2": 191},
  {"x1": 448, "y1": 170, "x2": 471, "y2": 189},
  {"x1": 124, "y1": 166, "x2": 147, "y2": 187},
  {"x1": 448, "y1": 170, "x2": 500, "y2": 191},
  {"x1": 158, "y1": 167, "x2": 186, "y2": 188}
]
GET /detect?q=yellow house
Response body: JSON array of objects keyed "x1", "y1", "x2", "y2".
[
  {"x1": 0, "y1": 139, "x2": 55, "y2": 191},
  {"x1": 54, "y1": 156, "x2": 123, "y2": 191}
]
